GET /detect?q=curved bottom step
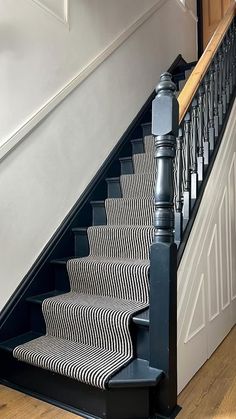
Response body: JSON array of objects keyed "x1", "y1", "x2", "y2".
[{"x1": 0, "y1": 332, "x2": 163, "y2": 419}]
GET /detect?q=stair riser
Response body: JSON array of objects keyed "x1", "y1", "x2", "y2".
[
  {"x1": 91, "y1": 203, "x2": 107, "y2": 226},
  {"x1": 74, "y1": 228, "x2": 153, "y2": 260},
  {"x1": 29, "y1": 304, "x2": 46, "y2": 334},
  {"x1": 105, "y1": 199, "x2": 154, "y2": 226},
  {"x1": 106, "y1": 179, "x2": 122, "y2": 198},
  {"x1": 131, "y1": 139, "x2": 144, "y2": 155},
  {"x1": 133, "y1": 324, "x2": 149, "y2": 361},
  {"x1": 142, "y1": 123, "x2": 151, "y2": 137},
  {"x1": 0, "y1": 351, "x2": 150, "y2": 419},
  {"x1": 74, "y1": 230, "x2": 90, "y2": 258},
  {"x1": 119, "y1": 157, "x2": 134, "y2": 175},
  {"x1": 87, "y1": 227, "x2": 153, "y2": 260},
  {"x1": 52, "y1": 263, "x2": 70, "y2": 292},
  {"x1": 0, "y1": 269, "x2": 56, "y2": 343}
]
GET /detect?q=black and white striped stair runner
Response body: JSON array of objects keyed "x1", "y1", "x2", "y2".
[{"x1": 13, "y1": 136, "x2": 155, "y2": 389}]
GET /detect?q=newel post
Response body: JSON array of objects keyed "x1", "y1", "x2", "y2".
[{"x1": 150, "y1": 73, "x2": 179, "y2": 418}]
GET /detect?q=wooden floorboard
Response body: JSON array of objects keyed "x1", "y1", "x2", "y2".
[
  {"x1": 178, "y1": 325, "x2": 236, "y2": 419},
  {"x1": 0, "y1": 326, "x2": 235, "y2": 418},
  {"x1": 0, "y1": 385, "x2": 79, "y2": 418}
]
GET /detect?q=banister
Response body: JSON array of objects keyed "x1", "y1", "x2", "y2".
[{"x1": 178, "y1": 1, "x2": 236, "y2": 123}]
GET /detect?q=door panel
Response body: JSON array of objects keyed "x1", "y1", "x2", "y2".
[
  {"x1": 223, "y1": 0, "x2": 232, "y2": 14},
  {"x1": 202, "y1": 0, "x2": 234, "y2": 49}
]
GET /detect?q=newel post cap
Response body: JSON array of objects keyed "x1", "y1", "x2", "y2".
[{"x1": 152, "y1": 73, "x2": 179, "y2": 137}]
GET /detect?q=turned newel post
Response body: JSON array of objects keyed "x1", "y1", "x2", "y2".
[
  {"x1": 152, "y1": 72, "x2": 179, "y2": 244},
  {"x1": 150, "y1": 73, "x2": 179, "y2": 417}
]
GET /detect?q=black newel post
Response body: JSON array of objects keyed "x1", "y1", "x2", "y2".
[{"x1": 150, "y1": 73, "x2": 179, "y2": 418}]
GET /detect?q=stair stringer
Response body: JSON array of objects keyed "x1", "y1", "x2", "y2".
[{"x1": 177, "y1": 99, "x2": 236, "y2": 393}]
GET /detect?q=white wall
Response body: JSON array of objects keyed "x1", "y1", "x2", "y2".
[
  {"x1": 178, "y1": 99, "x2": 236, "y2": 392},
  {"x1": 0, "y1": 0, "x2": 159, "y2": 146},
  {"x1": 0, "y1": 0, "x2": 197, "y2": 310}
]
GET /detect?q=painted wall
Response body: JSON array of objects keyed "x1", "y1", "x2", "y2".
[
  {"x1": 0, "y1": 0, "x2": 159, "y2": 146},
  {"x1": 0, "y1": 0, "x2": 197, "y2": 310},
  {"x1": 178, "y1": 99, "x2": 236, "y2": 392}
]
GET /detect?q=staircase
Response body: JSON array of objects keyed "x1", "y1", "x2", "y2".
[
  {"x1": 0, "y1": 132, "x2": 164, "y2": 419},
  {"x1": 0, "y1": 56, "x2": 193, "y2": 419},
  {"x1": 1, "y1": 13, "x2": 236, "y2": 414}
]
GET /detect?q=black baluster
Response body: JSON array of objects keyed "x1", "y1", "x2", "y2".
[
  {"x1": 208, "y1": 66, "x2": 215, "y2": 152},
  {"x1": 222, "y1": 41, "x2": 227, "y2": 114},
  {"x1": 218, "y1": 48, "x2": 223, "y2": 126},
  {"x1": 190, "y1": 98, "x2": 198, "y2": 202},
  {"x1": 225, "y1": 36, "x2": 230, "y2": 105},
  {"x1": 213, "y1": 56, "x2": 219, "y2": 138},
  {"x1": 203, "y1": 73, "x2": 210, "y2": 164},
  {"x1": 198, "y1": 84, "x2": 204, "y2": 180},
  {"x1": 150, "y1": 72, "x2": 178, "y2": 417},
  {"x1": 183, "y1": 112, "x2": 191, "y2": 227},
  {"x1": 229, "y1": 26, "x2": 233, "y2": 95},
  {"x1": 174, "y1": 127, "x2": 183, "y2": 245},
  {"x1": 232, "y1": 20, "x2": 236, "y2": 88}
]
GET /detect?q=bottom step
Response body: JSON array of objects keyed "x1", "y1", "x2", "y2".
[{"x1": 0, "y1": 332, "x2": 163, "y2": 419}]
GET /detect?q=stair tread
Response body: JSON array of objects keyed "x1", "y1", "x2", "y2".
[
  {"x1": 13, "y1": 334, "x2": 151, "y2": 390},
  {"x1": 119, "y1": 156, "x2": 132, "y2": 161},
  {"x1": 26, "y1": 290, "x2": 65, "y2": 304},
  {"x1": 105, "y1": 176, "x2": 120, "y2": 181},
  {"x1": 50, "y1": 257, "x2": 72, "y2": 265},
  {"x1": 90, "y1": 200, "x2": 105, "y2": 205},
  {"x1": 39, "y1": 291, "x2": 148, "y2": 311},
  {"x1": 141, "y1": 122, "x2": 151, "y2": 127},
  {"x1": 132, "y1": 309, "x2": 150, "y2": 326},
  {"x1": 88, "y1": 225, "x2": 154, "y2": 230},
  {"x1": 5, "y1": 332, "x2": 162, "y2": 390},
  {"x1": 108, "y1": 358, "x2": 162, "y2": 388},
  {"x1": 26, "y1": 288, "x2": 151, "y2": 323},
  {"x1": 0, "y1": 333, "x2": 159, "y2": 388},
  {"x1": 130, "y1": 138, "x2": 143, "y2": 143},
  {"x1": 68, "y1": 255, "x2": 149, "y2": 265},
  {"x1": 0, "y1": 331, "x2": 42, "y2": 352}
]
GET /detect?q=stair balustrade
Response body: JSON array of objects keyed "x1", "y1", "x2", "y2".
[{"x1": 150, "y1": 5, "x2": 236, "y2": 417}]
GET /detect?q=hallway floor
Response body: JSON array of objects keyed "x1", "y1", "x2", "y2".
[{"x1": 0, "y1": 326, "x2": 235, "y2": 418}]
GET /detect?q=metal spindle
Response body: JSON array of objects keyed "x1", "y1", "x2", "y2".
[
  {"x1": 229, "y1": 27, "x2": 233, "y2": 95},
  {"x1": 232, "y1": 22, "x2": 236, "y2": 86},
  {"x1": 218, "y1": 49, "x2": 223, "y2": 126},
  {"x1": 174, "y1": 128, "x2": 183, "y2": 244},
  {"x1": 190, "y1": 98, "x2": 198, "y2": 201},
  {"x1": 183, "y1": 112, "x2": 191, "y2": 226},
  {"x1": 213, "y1": 56, "x2": 219, "y2": 138},
  {"x1": 222, "y1": 41, "x2": 227, "y2": 114},
  {"x1": 225, "y1": 36, "x2": 230, "y2": 105},
  {"x1": 208, "y1": 66, "x2": 215, "y2": 151},
  {"x1": 203, "y1": 73, "x2": 210, "y2": 164},
  {"x1": 198, "y1": 85, "x2": 204, "y2": 180}
]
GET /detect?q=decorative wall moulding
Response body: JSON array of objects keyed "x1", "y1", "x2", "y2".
[
  {"x1": 31, "y1": 0, "x2": 69, "y2": 26},
  {"x1": 184, "y1": 274, "x2": 206, "y2": 344}
]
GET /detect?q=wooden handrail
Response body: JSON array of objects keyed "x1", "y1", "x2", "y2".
[{"x1": 178, "y1": 1, "x2": 236, "y2": 123}]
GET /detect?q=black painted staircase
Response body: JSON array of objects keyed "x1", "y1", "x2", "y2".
[{"x1": 0, "y1": 57, "x2": 194, "y2": 419}]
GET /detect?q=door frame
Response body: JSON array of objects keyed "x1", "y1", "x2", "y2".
[{"x1": 197, "y1": 0, "x2": 204, "y2": 58}]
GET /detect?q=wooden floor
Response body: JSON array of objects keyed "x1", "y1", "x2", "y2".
[
  {"x1": 0, "y1": 326, "x2": 235, "y2": 418},
  {"x1": 178, "y1": 325, "x2": 236, "y2": 419}
]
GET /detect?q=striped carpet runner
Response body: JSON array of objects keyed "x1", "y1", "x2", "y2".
[{"x1": 13, "y1": 135, "x2": 155, "y2": 389}]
